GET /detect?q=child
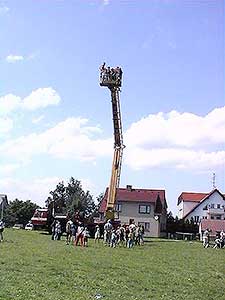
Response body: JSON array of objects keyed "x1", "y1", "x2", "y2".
[
  {"x1": 75, "y1": 223, "x2": 85, "y2": 247},
  {"x1": 95, "y1": 225, "x2": 101, "y2": 243},
  {"x1": 83, "y1": 227, "x2": 89, "y2": 247},
  {"x1": 110, "y1": 230, "x2": 117, "y2": 248},
  {"x1": 127, "y1": 229, "x2": 134, "y2": 248}
]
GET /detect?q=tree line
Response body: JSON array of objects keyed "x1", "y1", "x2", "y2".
[{"x1": 3, "y1": 177, "x2": 103, "y2": 227}]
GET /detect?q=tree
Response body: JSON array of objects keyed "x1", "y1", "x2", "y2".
[
  {"x1": 65, "y1": 177, "x2": 96, "y2": 218},
  {"x1": 49, "y1": 181, "x2": 67, "y2": 214},
  {"x1": 47, "y1": 177, "x2": 96, "y2": 220},
  {"x1": 4, "y1": 199, "x2": 39, "y2": 227},
  {"x1": 166, "y1": 211, "x2": 198, "y2": 234}
]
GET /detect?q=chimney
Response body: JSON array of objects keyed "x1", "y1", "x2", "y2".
[{"x1": 126, "y1": 185, "x2": 132, "y2": 191}]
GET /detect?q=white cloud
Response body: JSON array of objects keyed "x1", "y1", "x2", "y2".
[
  {"x1": 6, "y1": 55, "x2": 24, "y2": 63},
  {"x1": 0, "y1": 117, "x2": 13, "y2": 134},
  {"x1": 0, "y1": 106, "x2": 224, "y2": 172},
  {"x1": 32, "y1": 115, "x2": 44, "y2": 124},
  {"x1": 102, "y1": 0, "x2": 110, "y2": 5},
  {"x1": 0, "y1": 117, "x2": 112, "y2": 163},
  {"x1": 0, "y1": 94, "x2": 21, "y2": 115},
  {"x1": 0, "y1": 88, "x2": 61, "y2": 116},
  {"x1": 22, "y1": 88, "x2": 61, "y2": 110},
  {"x1": 124, "y1": 107, "x2": 225, "y2": 170},
  {"x1": 0, "y1": 163, "x2": 20, "y2": 175},
  {"x1": 0, "y1": 5, "x2": 9, "y2": 15},
  {"x1": 0, "y1": 176, "x2": 95, "y2": 206},
  {"x1": 125, "y1": 148, "x2": 225, "y2": 171},
  {"x1": 0, "y1": 177, "x2": 61, "y2": 206},
  {"x1": 124, "y1": 107, "x2": 225, "y2": 148}
]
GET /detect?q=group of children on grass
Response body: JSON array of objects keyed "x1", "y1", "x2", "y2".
[
  {"x1": 202, "y1": 229, "x2": 225, "y2": 249},
  {"x1": 101, "y1": 219, "x2": 145, "y2": 248},
  {"x1": 51, "y1": 218, "x2": 145, "y2": 248},
  {"x1": 51, "y1": 219, "x2": 89, "y2": 247}
]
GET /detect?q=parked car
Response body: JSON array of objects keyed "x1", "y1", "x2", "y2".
[
  {"x1": 25, "y1": 222, "x2": 34, "y2": 230},
  {"x1": 12, "y1": 224, "x2": 24, "y2": 230}
]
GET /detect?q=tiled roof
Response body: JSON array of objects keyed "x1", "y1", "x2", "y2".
[
  {"x1": 178, "y1": 191, "x2": 225, "y2": 205},
  {"x1": 182, "y1": 189, "x2": 225, "y2": 219},
  {"x1": 99, "y1": 187, "x2": 166, "y2": 213},
  {"x1": 200, "y1": 220, "x2": 225, "y2": 235},
  {"x1": 177, "y1": 192, "x2": 209, "y2": 205}
]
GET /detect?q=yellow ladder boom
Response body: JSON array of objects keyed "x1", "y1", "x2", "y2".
[{"x1": 99, "y1": 64, "x2": 124, "y2": 219}]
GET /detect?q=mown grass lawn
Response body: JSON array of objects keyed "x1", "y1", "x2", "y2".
[{"x1": 0, "y1": 229, "x2": 224, "y2": 300}]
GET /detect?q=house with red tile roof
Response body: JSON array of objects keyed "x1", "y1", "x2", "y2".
[
  {"x1": 177, "y1": 189, "x2": 225, "y2": 224},
  {"x1": 99, "y1": 185, "x2": 167, "y2": 237}
]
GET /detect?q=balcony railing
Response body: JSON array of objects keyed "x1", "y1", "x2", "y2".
[{"x1": 207, "y1": 208, "x2": 225, "y2": 215}]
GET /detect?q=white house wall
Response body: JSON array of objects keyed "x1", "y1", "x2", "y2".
[
  {"x1": 117, "y1": 201, "x2": 160, "y2": 237},
  {"x1": 184, "y1": 191, "x2": 225, "y2": 222},
  {"x1": 177, "y1": 202, "x2": 183, "y2": 219},
  {"x1": 182, "y1": 202, "x2": 198, "y2": 219}
]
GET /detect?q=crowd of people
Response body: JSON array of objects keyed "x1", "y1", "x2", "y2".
[
  {"x1": 99, "y1": 62, "x2": 123, "y2": 85},
  {"x1": 202, "y1": 229, "x2": 225, "y2": 249},
  {"x1": 51, "y1": 219, "x2": 89, "y2": 247},
  {"x1": 50, "y1": 218, "x2": 144, "y2": 249},
  {"x1": 101, "y1": 219, "x2": 144, "y2": 248}
]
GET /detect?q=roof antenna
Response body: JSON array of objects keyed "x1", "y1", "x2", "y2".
[{"x1": 212, "y1": 172, "x2": 216, "y2": 189}]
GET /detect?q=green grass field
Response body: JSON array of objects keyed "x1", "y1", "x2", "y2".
[{"x1": 0, "y1": 229, "x2": 224, "y2": 300}]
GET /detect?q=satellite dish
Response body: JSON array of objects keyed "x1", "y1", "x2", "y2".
[{"x1": 154, "y1": 215, "x2": 159, "y2": 221}]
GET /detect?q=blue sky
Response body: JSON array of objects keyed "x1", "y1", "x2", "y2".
[{"x1": 0, "y1": 0, "x2": 224, "y2": 214}]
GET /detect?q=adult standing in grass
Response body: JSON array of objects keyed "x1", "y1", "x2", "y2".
[
  {"x1": 140, "y1": 225, "x2": 145, "y2": 245},
  {"x1": 75, "y1": 222, "x2": 85, "y2": 247},
  {"x1": 54, "y1": 220, "x2": 62, "y2": 240},
  {"x1": 94, "y1": 225, "x2": 100, "y2": 243},
  {"x1": 104, "y1": 219, "x2": 112, "y2": 246},
  {"x1": 51, "y1": 219, "x2": 56, "y2": 240},
  {"x1": 71, "y1": 222, "x2": 77, "y2": 242},
  {"x1": 0, "y1": 219, "x2": 4, "y2": 242},
  {"x1": 127, "y1": 228, "x2": 134, "y2": 248},
  {"x1": 65, "y1": 219, "x2": 73, "y2": 245},
  {"x1": 203, "y1": 229, "x2": 209, "y2": 248}
]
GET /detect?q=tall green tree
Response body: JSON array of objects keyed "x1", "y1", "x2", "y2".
[
  {"x1": 65, "y1": 177, "x2": 95, "y2": 218},
  {"x1": 4, "y1": 199, "x2": 39, "y2": 227},
  {"x1": 47, "y1": 177, "x2": 96, "y2": 220},
  {"x1": 49, "y1": 181, "x2": 66, "y2": 214}
]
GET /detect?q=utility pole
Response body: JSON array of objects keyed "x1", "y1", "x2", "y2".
[{"x1": 212, "y1": 172, "x2": 216, "y2": 189}]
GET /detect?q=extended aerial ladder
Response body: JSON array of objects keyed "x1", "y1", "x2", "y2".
[{"x1": 99, "y1": 63, "x2": 125, "y2": 220}]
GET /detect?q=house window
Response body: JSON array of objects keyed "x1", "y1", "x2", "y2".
[
  {"x1": 211, "y1": 215, "x2": 214, "y2": 220},
  {"x1": 217, "y1": 204, "x2": 221, "y2": 209},
  {"x1": 215, "y1": 215, "x2": 221, "y2": 220},
  {"x1": 115, "y1": 204, "x2": 122, "y2": 212},
  {"x1": 139, "y1": 205, "x2": 150, "y2": 214},
  {"x1": 203, "y1": 205, "x2": 208, "y2": 210},
  {"x1": 210, "y1": 204, "x2": 215, "y2": 209}
]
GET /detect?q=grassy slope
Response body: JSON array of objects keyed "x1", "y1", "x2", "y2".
[{"x1": 0, "y1": 229, "x2": 224, "y2": 300}]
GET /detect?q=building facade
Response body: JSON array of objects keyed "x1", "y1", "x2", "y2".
[
  {"x1": 99, "y1": 185, "x2": 167, "y2": 237},
  {"x1": 177, "y1": 189, "x2": 225, "y2": 224}
]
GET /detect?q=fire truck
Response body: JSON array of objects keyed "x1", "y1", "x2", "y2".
[{"x1": 31, "y1": 208, "x2": 68, "y2": 232}]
